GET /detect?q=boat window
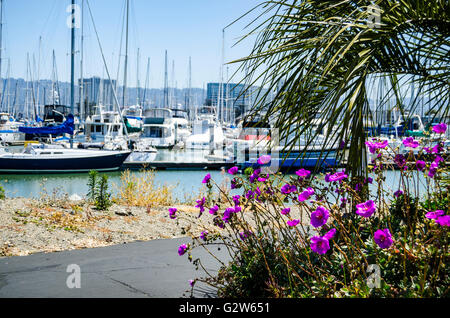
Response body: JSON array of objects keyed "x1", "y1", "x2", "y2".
[{"x1": 96, "y1": 126, "x2": 102, "y2": 133}]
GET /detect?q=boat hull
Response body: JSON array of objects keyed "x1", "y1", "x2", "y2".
[{"x1": 0, "y1": 151, "x2": 131, "y2": 174}]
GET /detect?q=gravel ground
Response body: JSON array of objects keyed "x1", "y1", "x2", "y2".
[{"x1": 0, "y1": 197, "x2": 215, "y2": 257}]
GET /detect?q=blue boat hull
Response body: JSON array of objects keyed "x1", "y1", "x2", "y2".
[{"x1": 0, "y1": 152, "x2": 131, "y2": 174}]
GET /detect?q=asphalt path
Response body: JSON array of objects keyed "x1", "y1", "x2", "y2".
[{"x1": 0, "y1": 237, "x2": 230, "y2": 298}]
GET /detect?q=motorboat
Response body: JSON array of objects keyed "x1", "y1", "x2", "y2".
[{"x1": 137, "y1": 108, "x2": 176, "y2": 149}]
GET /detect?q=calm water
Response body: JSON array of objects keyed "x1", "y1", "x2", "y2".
[{"x1": 0, "y1": 168, "x2": 430, "y2": 202}]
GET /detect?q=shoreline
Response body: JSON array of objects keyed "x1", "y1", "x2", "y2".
[{"x1": 0, "y1": 197, "x2": 210, "y2": 258}]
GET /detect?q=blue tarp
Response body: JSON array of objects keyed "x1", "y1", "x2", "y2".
[{"x1": 19, "y1": 114, "x2": 74, "y2": 135}]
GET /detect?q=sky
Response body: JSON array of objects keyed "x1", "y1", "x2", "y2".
[{"x1": 1, "y1": 0, "x2": 263, "y2": 89}]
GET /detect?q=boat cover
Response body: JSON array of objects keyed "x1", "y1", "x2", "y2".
[{"x1": 19, "y1": 114, "x2": 74, "y2": 135}]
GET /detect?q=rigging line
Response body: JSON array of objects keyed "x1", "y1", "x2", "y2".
[
  {"x1": 115, "y1": 0, "x2": 126, "y2": 100},
  {"x1": 85, "y1": 0, "x2": 129, "y2": 140}
]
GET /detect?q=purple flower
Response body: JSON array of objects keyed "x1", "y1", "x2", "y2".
[
  {"x1": 281, "y1": 183, "x2": 294, "y2": 194},
  {"x1": 355, "y1": 200, "x2": 376, "y2": 218},
  {"x1": 239, "y1": 230, "x2": 253, "y2": 240},
  {"x1": 287, "y1": 219, "x2": 300, "y2": 227},
  {"x1": 295, "y1": 168, "x2": 311, "y2": 179},
  {"x1": 200, "y1": 231, "x2": 208, "y2": 241},
  {"x1": 310, "y1": 206, "x2": 329, "y2": 228},
  {"x1": 178, "y1": 244, "x2": 188, "y2": 256},
  {"x1": 202, "y1": 173, "x2": 211, "y2": 184},
  {"x1": 435, "y1": 215, "x2": 450, "y2": 227},
  {"x1": 168, "y1": 207, "x2": 177, "y2": 219},
  {"x1": 432, "y1": 123, "x2": 447, "y2": 134},
  {"x1": 355, "y1": 183, "x2": 362, "y2": 192},
  {"x1": 328, "y1": 171, "x2": 348, "y2": 182},
  {"x1": 394, "y1": 190, "x2": 403, "y2": 197},
  {"x1": 249, "y1": 174, "x2": 256, "y2": 183},
  {"x1": 298, "y1": 187, "x2": 314, "y2": 202},
  {"x1": 425, "y1": 210, "x2": 445, "y2": 220},
  {"x1": 365, "y1": 140, "x2": 388, "y2": 154},
  {"x1": 222, "y1": 207, "x2": 235, "y2": 223},
  {"x1": 364, "y1": 177, "x2": 373, "y2": 184},
  {"x1": 310, "y1": 236, "x2": 331, "y2": 255},
  {"x1": 189, "y1": 279, "x2": 195, "y2": 287},
  {"x1": 209, "y1": 205, "x2": 219, "y2": 215},
  {"x1": 416, "y1": 160, "x2": 426, "y2": 171},
  {"x1": 434, "y1": 155, "x2": 444, "y2": 164},
  {"x1": 281, "y1": 207, "x2": 290, "y2": 215},
  {"x1": 232, "y1": 195, "x2": 241, "y2": 206},
  {"x1": 324, "y1": 228, "x2": 337, "y2": 240},
  {"x1": 394, "y1": 154, "x2": 406, "y2": 168},
  {"x1": 246, "y1": 190, "x2": 254, "y2": 200},
  {"x1": 374, "y1": 229, "x2": 394, "y2": 249},
  {"x1": 324, "y1": 173, "x2": 332, "y2": 182},
  {"x1": 402, "y1": 137, "x2": 420, "y2": 148},
  {"x1": 228, "y1": 166, "x2": 239, "y2": 175},
  {"x1": 257, "y1": 175, "x2": 269, "y2": 182},
  {"x1": 257, "y1": 155, "x2": 271, "y2": 165},
  {"x1": 428, "y1": 161, "x2": 439, "y2": 178},
  {"x1": 195, "y1": 197, "x2": 206, "y2": 214},
  {"x1": 339, "y1": 140, "x2": 346, "y2": 150},
  {"x1": 230, "y1": 178, "x2": 237, "y2": 189}
]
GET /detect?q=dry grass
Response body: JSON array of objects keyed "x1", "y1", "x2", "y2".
[{"x1": 112, "y1": 169, "x2": 175, "y2": 208}]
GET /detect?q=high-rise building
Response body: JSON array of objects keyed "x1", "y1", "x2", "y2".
[
  {"x1": 205, "y1": 82, "x2": 259, "y2": 122},
  {"x1": 79, "y1": 77, "x2": 117, "y2": 117}
]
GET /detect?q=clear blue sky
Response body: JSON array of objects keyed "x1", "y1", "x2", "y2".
[{"x1": 1, "y1": 0, "x2": 262, "y2": 89}]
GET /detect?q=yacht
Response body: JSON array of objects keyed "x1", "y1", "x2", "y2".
[
  {"x1": 136, "y1": 108, "x2": 176, "y2": 149},
  {"x1": 185, "y1": 106, "x2": 225, "y2": 150},
  {"x1": 171, "y1": 108, "x2": 192, "y2": 145}
]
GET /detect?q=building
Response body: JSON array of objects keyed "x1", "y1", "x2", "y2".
[{"x1": 205, "y1": 82, "x2": 259, "y2": 123}]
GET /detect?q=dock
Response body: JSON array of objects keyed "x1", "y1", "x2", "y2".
[{"x1": 122, "y1": 160, "x2": 235, "y2": 170}]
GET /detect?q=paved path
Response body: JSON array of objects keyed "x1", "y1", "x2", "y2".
[{"x1": 0, "y1": 238, "x2": 229, "y2": 298}]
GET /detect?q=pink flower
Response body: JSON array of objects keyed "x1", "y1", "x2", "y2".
[
  {"x1": 178, "y1": 244, "x2": 188, "y2": 256},
  {"x1": 298, "y1": 187, "x2": 314, "y2": 202},
  {"x1": 168, "y1": 207, "x2": 177, "y2": 219},
  {"x1": 281, "y1": 207, "x2": 290, "y2": 215},
  {"x1": 435, "y1": 215, "x2": 450, "y2": 227},
  {"x1": 432, "y1": 123, "x2": 447, "y2": 134},
  {"x1": 365, "y1": 140, "x2": 388, "y2": 154},
  {"x1": 200, "y1": 231, "x2": 208, "y2": 241},
  {"x1": 327, "y1": 171, "x2": 348, "y2": 182},
  {"x1": 324, "y1": 228, "x2": 337, "y2": 240},
  {"x1": 356, "y1": 200, "x2": 376, "y2": 217},
  {"x1": 416, "y1": 160, "x2": 426, "y2": 171},
  {"x1": 310, "y1": 206, "x2": 329, "y2": 228},
  {"x1": 295, "y1": 168, "x2": 311, "y2": 179},
  {"x1": 310, "y1": 236, "x2": 331, "y2": 255},
  {"x1": 202, "y1": 173, "x2": 211, "y2": 184},
  {"x1": 402, "y1": 137, "x2": 420, "y2": 148},
  {"x1": 287, "y1": 219, "x2": 300, "y2": 227},
  {"x1": 428, "y1": 161, "x2": 439, "y2": 178},
  {"x1": 374, "y1": 229, "x2": 393, "y2": 249},
  {"x1": 228, "y1": 166, "x2": 239, "y2": 175},
  {"x1": 425, "y1": 210, "x2": 445, "y2": 220},
  {"x1": 209, "y1": 205, "x2": 219, "y2": 215},
  {"x1": 257, "y1": 155, "x2": 271, "y2": 165}
]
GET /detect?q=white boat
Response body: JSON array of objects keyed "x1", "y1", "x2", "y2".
[
  {"x1": 137, "y1": 108, "x2": 176, "y2": 149},
  {"x1": 170, "y1": 108, "x2": 192, "y2": 145},
  {"x1": 185, "y1": 106, "x2": 225, "y2": 150},
  {"x1": 0, "y1": 113, "x2": 25, "y2": 145}
]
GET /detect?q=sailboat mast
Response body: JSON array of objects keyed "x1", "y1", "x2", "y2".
[
  {"x1": 79, "y1": 0, "x2": 84, "y2": 120},
  {"x1": 122, "y1": 0, "x2": 129, "y2": 110},
  {"x1": 143, "y1": 57, "x2": 150, "y2": 109},
  {"x1": 163, "y1": 50, "x2": 168, "y2": 108},
  {"x1": 70, "y1": 0, "x2": 76, "y2": 148},
  {"x1": 0, "y1": 0, "x2": 3, "y2": 106},
  {"x1": 136, "y1": 47, "x2": 140, "y2": 106}
]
